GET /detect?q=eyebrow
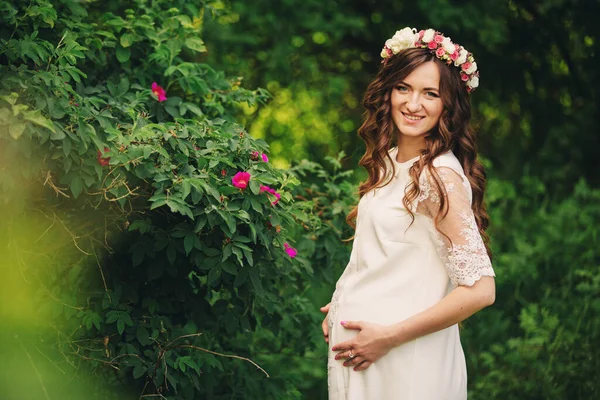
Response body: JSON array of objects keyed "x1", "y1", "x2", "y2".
[{"x1": 398, "y1": 81, "x2": 439, "y2": 92}]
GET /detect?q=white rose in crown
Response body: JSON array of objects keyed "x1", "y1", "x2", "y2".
[
  {"x1": 442, "y1": 37, "x2": 455, "y2": 53},
  {"x1": 422, "y1": 29, "x2": 435, "y2": 43},
  {"x1": 468, "y1": 76, "x2": 479, "y2": 89},
  {"x1": 455, "y1": 49, "x2": 468, "y2": 65},
  {"x1": 385, "y1": 39, "x2": 401, "y2": 53},
  {"x1": 380, "y1": 48, "x2": 389, "y2": 58},
  {"x1": 388, "y1": 27, "x2": 418, "y2": 53},
  {"x1": 465, "y1": 61, "x2": 477, "y2": 74}
]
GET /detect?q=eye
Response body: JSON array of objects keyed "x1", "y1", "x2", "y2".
[
  {"x1": 395, "y1": 85, "x2": 409, "y2": 92},
  {"x1": 425, "y1": 91, "x2": 440, "y2": 98}
]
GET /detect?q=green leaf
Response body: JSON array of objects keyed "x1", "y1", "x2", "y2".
[
  {"x1": 249, "y1": 268, "x2": 264, "y2": 297},
  {"x1": 133, "y1": 363, "x2": 147, "y2": 379},
  {"x1": 185, "y1": 37, "x2": 207, "y2": 53},
  {"x1": 117, "y1": 318, "x2": 125, "y2": 335},
  {"x1": 249, "y1": 179, "x2": 260, "y2": 195},
  {"x1": 22, "y1": 110, "x2": 55, "y2": 132},
  {"x1": 70, "y1": 175, "x2": 83, "y2": 198},
  {"x1": 136, "y1": 326, "x2": 151, "y2": 346},
  {"x1": 184, "y1": 234, "x2": 195, "y2": 255},
  {"x1": 116, "y1": 46, "x2": 131, "y2": 63},
  {"x1": 221, "y1": 261, "x2": 237, "y2": 275},
  {"x1": 120, "y1": 33, "x2": 135, "y2": 48},
  {"x1": 8, "y1": 122, "x2": 26, "y2": 139},
  {"x1": 0, "y1": 93, "x2": 18, "y2": 106}
]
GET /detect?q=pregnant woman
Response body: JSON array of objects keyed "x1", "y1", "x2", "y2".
[{"x1": 321, "y1": 27, "x2": 496, "y2": 400}]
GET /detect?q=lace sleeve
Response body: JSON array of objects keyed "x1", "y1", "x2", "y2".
[{"x1": 417, "y1": 167, "x2": 495, "y2": 287}]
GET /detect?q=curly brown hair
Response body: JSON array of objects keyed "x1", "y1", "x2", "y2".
[{"x1": 346, "y1": 47, "x2": 491, "y2": 258}]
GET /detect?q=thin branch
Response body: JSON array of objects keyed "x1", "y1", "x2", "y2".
[
  {"x1": 17, "y1": 336, "x2": 52, "y2": 400},
  {"x1": 93, "y1": 250, "x2": 111, "y2": 303},
  {"x1": 43, "y1": 170, "x2": 70, "y2": 198},
  {"x1": 164, "y1": 332, "x2": 203, "y2": 348},
  {"x1": 177, "y1": 345, "x2": 269, "y2": 378}
]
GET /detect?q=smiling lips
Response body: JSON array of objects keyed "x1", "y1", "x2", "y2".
[{"x1": 402, "y1": 112, "x2": 425, "y2": 122}]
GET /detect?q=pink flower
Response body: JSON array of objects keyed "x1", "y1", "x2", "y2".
[
  {"x1": 261, "y1": 153, "x2": 269, "y2": 163},
  {"x1": 417, "y1": 30, "x2": 425, "y2": 41},
  {"x1": 450, "y1": 50, "x2": 459, "y2": 61},
  {"x1": 386, "y1": 47, "x2": 393, "y2": 57},
  {"x1": 461, "y1": 62, "x2": 472, "y2": 72},
  {"x1": 232, "y1": 171, "x2": 251, "y2": 189},
  {"x1": 461, "y1": 73, "x2": 469, "y2": 81},
  {"x1": 97, "y1": 147, "x2": 110, "y2": 166},
  {"x1": 434, "y1": 34, "x2": 444, "y2": 43},
  {"x1": 221, "y1": 168, "x2": 227, "y2": 177},
  {"x1": 427, "y1": 41, "x2": 437, "y2": 50},
  {"x1": 260, "y1": 184, "x2": 280, "y2": 205},
  {"x1": 436, "y1": 47, "x2": 445, "y2": 57},
  {"x1": 284, "y1": 243, "x2": 297, "y2": 258},
  {"x1": 151, "y1": 82, "x2": 167, "y2": 102}
]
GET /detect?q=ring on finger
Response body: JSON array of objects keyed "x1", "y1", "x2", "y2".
[{"x1": 348, "y1": 350, "x2": 355, "y2": 359}]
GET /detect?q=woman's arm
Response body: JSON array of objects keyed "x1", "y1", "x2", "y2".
[
  {"x1": 332, "y1": 276, "x2": 494, "y2": 371},
  {"x1": 387, "y1": 276, "x2": 495, "y2": 346}
]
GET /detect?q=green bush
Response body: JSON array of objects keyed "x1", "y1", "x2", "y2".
[{"x1": 0, "y1": 0, "x2": 348, "y2": 398}]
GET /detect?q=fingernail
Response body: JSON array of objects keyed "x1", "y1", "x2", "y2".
[
  {"x1": 334, "y1": 355, "x2": 339, "y2": 360},
  {"x1": 340, "y1": 321, "x2": 346, "y2": 326},
  {"x1": 331, "y1": 347, "x2": 337, "y2": 351}
]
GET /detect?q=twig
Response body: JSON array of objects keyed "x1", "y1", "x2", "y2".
[
  {"x1": 34, "y1": 346, "x2": 67, "y2": 375},
  {"x1": 17, "y1": 335, "x2": 52, "y2": 400},
  {"x1": 164, "y1": 332, "x2": 203, "y2": 348},
  {"x1": 93, "y1": 250, "x2": 111, "y2": 303},
  {"x1": 43, "y1": 170, "x2": 70, "y2": 198},
  {"x1": 177, "y1": 345, "x2": 269, "y2": 378},
  {"x1": 33, "y1": 215, "x2": 56, "y2": 244}
]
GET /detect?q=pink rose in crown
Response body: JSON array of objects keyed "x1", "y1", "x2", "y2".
[
  {"x1": 427, "y1": 41, "x2": 437, "y2": 50},
  {"x1": 434, "y1": 35, "x2": 444, "y2": 43},
  {"x1": 461, "y1": 73, "x2": 469, "y2": 82},
  {"x1": 232, "y1": 171, "x2": 251, "y2": 189},
  {"x1": 284, "y1": 243, "x2": 298, "y2": 258},
  {"x1": 386, "y1": 47, "x2": 393, "y2": 57},
  {"x1": 461, "y1": 62, "x2": 472, "y2": 72},
  {"x1": 451, "y1": 50, "x2": 459, "y2": 61},
  {"x1": 151, "y1": 82, "x2": 167, "y2": 102},
  {"x1": 436, "y1": 47, "x2": 445, "y2": 57}
]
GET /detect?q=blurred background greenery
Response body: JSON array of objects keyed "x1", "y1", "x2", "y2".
[{"x1": 1, "y1": 0, "x2": 599, "y2": 399}]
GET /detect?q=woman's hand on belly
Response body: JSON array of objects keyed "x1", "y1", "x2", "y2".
[
  {"x1": 320, "y1": 302, "x2": 331, "y2": 344},
  {"x1": 331, "y1": 320, "x2": 394, "y2": 371}
]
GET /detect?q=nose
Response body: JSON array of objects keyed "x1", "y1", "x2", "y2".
[{"x1": 406, "y1": 93, "x2": 423, "y2": 113}]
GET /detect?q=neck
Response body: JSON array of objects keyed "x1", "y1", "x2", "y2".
[{"x1": 396, "y1": 135, "x2": 426, "y2": 163}]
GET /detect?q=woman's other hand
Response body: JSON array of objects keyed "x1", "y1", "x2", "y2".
[
  {"x1": 331, "y1": 320, "x2": 394, "y2": 371},
  {"x1": 320, "y1": 303, "x2": 331, "y2": 344}
]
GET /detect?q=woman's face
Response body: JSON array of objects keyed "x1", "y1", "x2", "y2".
[{"x1": 390, "y1": 61, "x2": 444, "y2": 140}]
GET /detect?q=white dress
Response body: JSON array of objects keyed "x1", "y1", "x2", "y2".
[{"x1": 327, "y1": 147, "x2": 495, "y2": 400}]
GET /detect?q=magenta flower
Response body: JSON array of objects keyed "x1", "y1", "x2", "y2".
[
  {"x1": 284, "y1": 243, "x2": 297, "y2": 258},
  {"x1": 151, "y1": 82, "x2": 167, "y2": 102},
  {"x1": 259, "y1": 184, "x2": 280, "y2": 205},
  {"x1": 251, "y1": 151, "x2": 269, "y2": 163},
  {"x1": 232, "y1": 171, "x2": 251, "y2": 189}
]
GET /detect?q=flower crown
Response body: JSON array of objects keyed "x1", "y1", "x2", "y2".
[{"x1": 380, "y1": 27, "x2": 479, "y2": 92}]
